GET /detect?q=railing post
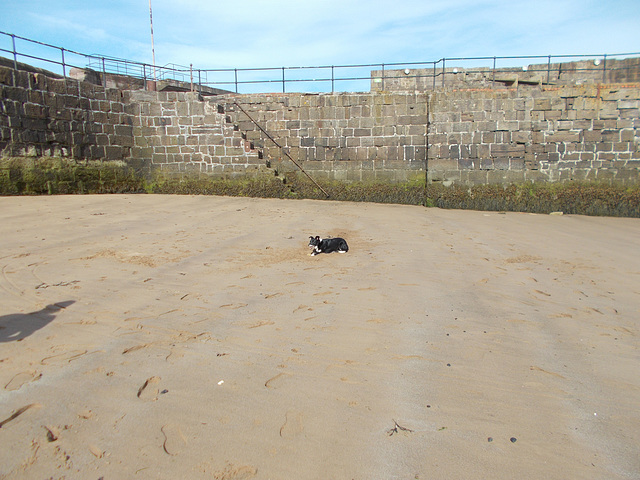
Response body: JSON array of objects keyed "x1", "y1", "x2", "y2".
[
  {"x1": 433, "y1": 62, "x2": 436, "y2": 90},
  {"x1": 442, "y1": 58, "x2": 446, "y2": 88},
  {"x1": 282, "y1": 67, "x2": 286, "y2": 93},
  {"x1": 143, "y1": 64, "x2": 147, "y2": 90},
  {"x1": 492, "y1": 56, "x2": 496, "y2": 88},
  {"x1": 198, "y1": 69, "x2": 202, "y2": 96},
  {"x1": 602, "y1": 54, "x2": 607, "y2": 83},
  {"x1": 234, "y1": 68, "x2": 238, "y2": 93},
  {"x1": 331, "y1": 65, "x2": 334, "y2": 93},
  {"x1": 102, "y1": 57, "x2": 106, "y2": 86},
  {"x1": 11, "y1": 34, "x2": 18, "y2": 69},
  {"x1": 547, "y1": 55, "x2": 551, "y2": 84},
  {"x1": 381, "y1": 63, "x2": 385, "y2": 91},
  {"x1": 61, "y1": 48, "x2": 66, "y2": 77},
  {"x1": 190, "y1": 63, "x2": 194, "y2": 92}
]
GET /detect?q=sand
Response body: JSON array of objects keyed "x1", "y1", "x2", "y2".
[{"x1": 0, "y1": 194, "x2": 638, "y2": 480}]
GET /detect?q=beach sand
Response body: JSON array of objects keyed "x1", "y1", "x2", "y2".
[{"x1": 0, "y1": 195, "x2": 638, "y2": 479}]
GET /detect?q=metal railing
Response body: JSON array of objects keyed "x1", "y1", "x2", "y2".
[
  {"x1": 1, "y1": 31, "x2": 638, "y2": 94},
  {"x1": 0, "y1": 31, "x2": 200, "y2": 87}
]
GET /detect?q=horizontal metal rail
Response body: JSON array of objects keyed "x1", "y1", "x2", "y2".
[{"x1": 1, "y1": 30, "x2": 638, "y2": 94}]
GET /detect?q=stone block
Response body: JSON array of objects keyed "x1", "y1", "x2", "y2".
[
  {"x1": 354, "y1": 128, "x2": 371, "y2": 137},
  {"x1": 621, "y1": 129, "x2": 636, "y2": 142},
  {"x1": 300, "y1": 136, "x2": 315, "y2": 147},
  {"x1": 115, "y1": 124, "x2": 133, "y2": 136},
  {"x1": 490, "y1": 144, "x2": 525, "y2": 157},
  {"x1": 583, "y1": 130, "x2": 602, "y2": 142},
  {"x1": 360, "y1": 117, "x2": 375, "y2": 128},
  {"x1": 359, "y1": 136, "x2": 374, "y2": 147},
  {"x1": 459, "y1": 157, "x2": 476, "y2": 170},
  {"x1": 103, "y1": 145, "x2": 123, "y2": 160},
  {"x1": 600, "y1": 129, "x2": 621, "y2": 142},
  {"x1": 545, "y1": 131, "x2": 581, "y2": 143},
  {"x1": 544, "y1": 110, "x2": 562, "y2": 120},
  {"x1": 482, "y1": 131, "x2": 496, "y2": 143},
  {"x1": 533, "y1": 98, "x2": 551, "y2": 110},
  {"x1": 492, "y1": 156, "x2": 510, "y2": 170},
  {"x1": 512, "y1": 131, "x2": 529, "y2": 144},
  {"x1": 484, "y1": 169, "x2": 519, "y2": 184},
  {"x1": 113, "y1": 134, "x2": 134, "y2": 147}
]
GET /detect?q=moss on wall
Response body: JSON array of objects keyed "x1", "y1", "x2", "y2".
[
  {"x1": 426, "y1": 182, "x2": 640, "y2": 217},
  {"x1": 148, "y1": 171, "x2": 293, "y2": 197},
  {"x1": 1, "y1": 157, "x2": 638, "y2": 217},
  {"x1": 0, "y1": 157, "x2": 145, "y2": 194}
]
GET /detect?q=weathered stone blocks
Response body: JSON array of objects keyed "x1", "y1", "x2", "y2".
[
  {"x1": 426, "y1": 84, "x2": 640, "y2": 186},
  {"x1": 1, "y1": 65, "x2": 638, "y2": 186}
]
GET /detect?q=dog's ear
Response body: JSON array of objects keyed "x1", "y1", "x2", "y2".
[
  {"x1": 309, "y1": 236, "x2": 314, "y2": 240},
  {"x1": 315, "y1": 236, "x2": 320, "y2": 241}
]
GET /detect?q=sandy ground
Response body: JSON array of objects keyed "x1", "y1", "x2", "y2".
[{"x1": 0, "y1": 195, "x2": 639, "y2": 480}]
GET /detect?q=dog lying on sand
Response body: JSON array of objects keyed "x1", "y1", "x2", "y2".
[{"x1": 308, "y1": 236, "x2": 349, "y2": 256}]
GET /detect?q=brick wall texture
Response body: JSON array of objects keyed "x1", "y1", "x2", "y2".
[
  {"x1": 427, "y1": 84, "x2": 640, "y2": 185},
  {"x1": 217, "y1": 93, "x2": 427, "y2": 182},
  {"x1": 128, "y1": 90, "x2": 264, "y2": 176},
  {"x1": 1, "y1": 64, "x2": 639, "y2": 186},
  {"x1": 0, "y1": 67, "x2": 134, "y2": 161}
]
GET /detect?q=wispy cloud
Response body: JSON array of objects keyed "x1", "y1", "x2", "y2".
[{"x1": 1, "y1": 0, "x2": 638, "y2": 73}]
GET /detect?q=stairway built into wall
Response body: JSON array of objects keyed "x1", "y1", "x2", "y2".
[
  {"x1": 217, "y1": 93, "x2": 428, "y2": 183},
  {"x1": 128, "y1": 90, "x2": 266, "y2": 176}
]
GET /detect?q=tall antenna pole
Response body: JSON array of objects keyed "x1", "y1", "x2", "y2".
[{"x1": 149, "y1": 0, "x2": 157, "y2": 82}]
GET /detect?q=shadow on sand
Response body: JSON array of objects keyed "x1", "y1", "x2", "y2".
[{"x1": 0, "y1": 301, "x2": 75, "y2": 343}]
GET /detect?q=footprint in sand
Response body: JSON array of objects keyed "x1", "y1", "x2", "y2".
[
  {"x1": 248, "y1": 320, "x2": 275, "y2": 329},
  {"x1": 122, "y1": 344, "x2": 149, "y2": 354},
  {"x1": 264, "y1": 372, "x2": 291, "y2": 389},
  {"x1": 533, "y1": 289, "x2": 551, "y2": 297},
  {"x1": 219, "y1": 303, "x2": 248, "y2": 310},
  {"x1": 213, "y1": 463, "x2": 257, "y2": 480},
  {"x1": 367, "y1": 318, "x2": 389, "y2": 324},
  {"x1": 313, "y1": 291, "x2": 334, "y2": 297},
  {"x1": 41, "y1": 349, "x2": 88, "y2": 365},
  {"x1": 263, "y1": 293, "x2": 282, "y2": 299},
  {"x1": 530, "y1": 366, "x2": 566, "y2": 379},
  {"x1": 77, "y1": 409, "x2": 93, "y2": 420},
  {"x1": 279, "y1": 411, "x2": 304, "y2": 438},
  {"x1": 89, "y1": 444, "x2": 104, "y2": 458},
  {"x1": 293, "y1": 305, "x2": 312, "y2": 313},
  {"x1": 137, "y1": 376, "x2": 161, "y2": 401},
  {"x1": 161, "y1": 424, "x2": 188, "y2": 456},
  {"x1": 4, "y1": 370, "x2": 41, "y2": 391}
]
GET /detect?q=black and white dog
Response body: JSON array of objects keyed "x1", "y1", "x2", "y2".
[{"x1": 308, "y1": 235, "x2": 349, "y2": 256}]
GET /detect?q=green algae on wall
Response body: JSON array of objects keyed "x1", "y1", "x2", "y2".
[
  {"x1": 1, "y1": 157, "x2": 639, "y2": 217},
  {"x1": 0, "y1": 157, "x2": 146, "y2": 195},
  {"x1": 425, "y1": 182, "x2": 640, "y2": 217}
]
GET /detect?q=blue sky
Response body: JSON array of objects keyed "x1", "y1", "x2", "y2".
[{"x1": 1, "y1": 0, "x2": 639, "y2": 92}]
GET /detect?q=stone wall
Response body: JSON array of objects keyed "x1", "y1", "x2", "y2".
[
  {"x1": 217, "y1": 93, "x2": 428, "y2": 182},
  {"x1": 427, "y1": 84, "x2": 640, "y2": 186},
  {"x1": 373, "y1": 57, "x2": 640, "y2": 92},
  {"x1": 127, "y1": 90, "x2": 264, "y2": 176},
  {"x1": 0, "y1": 66, "x2": 134, "y2": 162},
  {"x1": 129, "y1": 87, "x2": 638, "y2": 186},
  {"x1": 1, "y1": 62, "x2": 639, "y2": 188}
]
